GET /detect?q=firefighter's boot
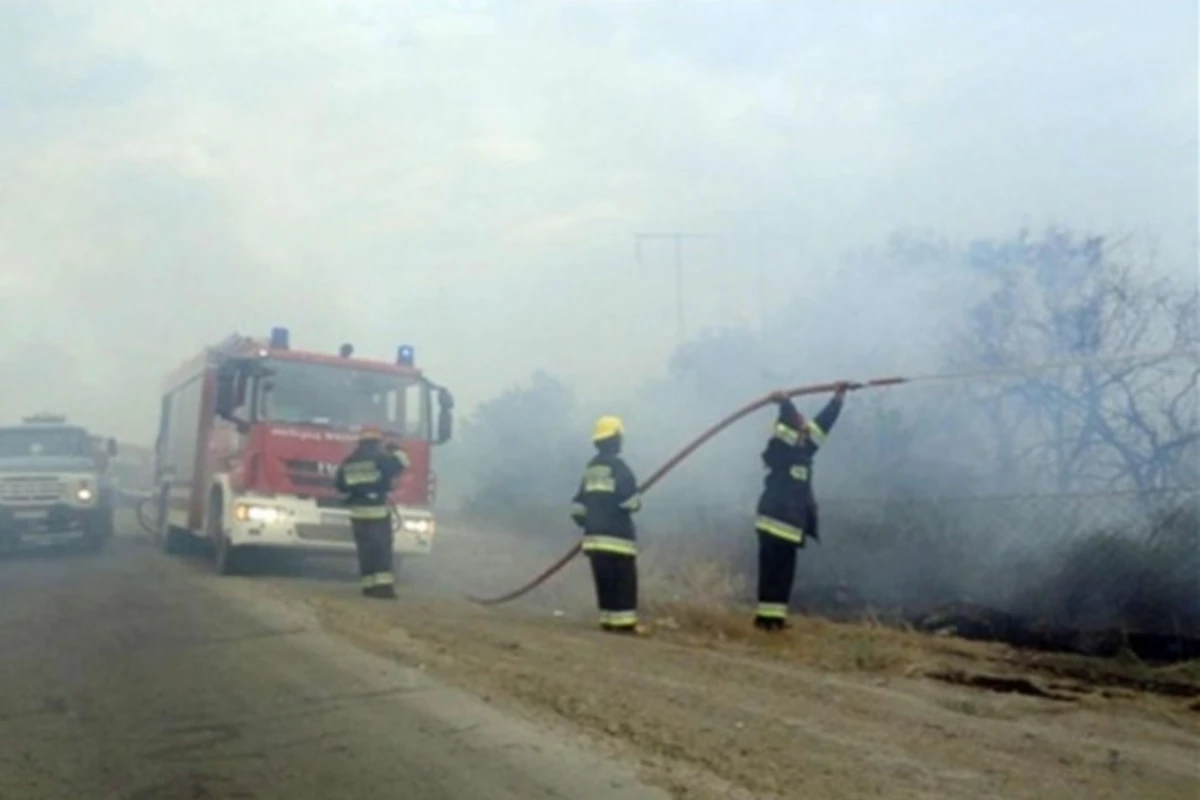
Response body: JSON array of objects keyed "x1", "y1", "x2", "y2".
[
  {"x1": 753, "y1": 617, "x2": 790, "y2": 632},
  {"x1": 603, "y1": 622, "x2": 651, "y2": 637}
]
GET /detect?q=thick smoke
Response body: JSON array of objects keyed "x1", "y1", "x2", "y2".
[{"x1": 441, "y1": 227, "x2": 1200, "y2": 635}]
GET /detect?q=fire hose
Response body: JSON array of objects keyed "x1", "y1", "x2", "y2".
[
  {"x1": 465, "y1": 377, "x2": 905, "y2": 606},
  {"x1": 465, "y1": 345, "x2": 1198, "y2": 607},
  {"x1": 134, "y1": 493, "x2": 159, "y2": 536},
  {"x1": 117, "y1": 345, "x2": 1188, "y2": 595}
]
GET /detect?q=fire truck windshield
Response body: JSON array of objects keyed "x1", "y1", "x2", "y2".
[
  {"x1": 258, "y1": 359, "x2": 432, "y2": 439},
  {"x1": 0, "y1": 427, "x2": 92, "y2": 458}
]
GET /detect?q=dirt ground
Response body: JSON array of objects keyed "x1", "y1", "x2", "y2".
[{"x1": 258, "y1": 519, "x2": 1200, "y2": 800}]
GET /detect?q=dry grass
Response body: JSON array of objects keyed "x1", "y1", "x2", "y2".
[
  {"x1": 638, "y1": 554, "x2": 1200, "y2": 705},
  {"x1": 432, "y1": 518, "x2": 1199, "y2": 705},
  {"x1": 651, "y1": 601, "x2": 990, "y2": 675},
  {"x1": 639, "y1": 552, "x2": 988, "y2": 675}
]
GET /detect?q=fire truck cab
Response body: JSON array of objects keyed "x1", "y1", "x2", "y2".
[{"x1": 153, "y1": 328, "x2": 454, "y2": 575}]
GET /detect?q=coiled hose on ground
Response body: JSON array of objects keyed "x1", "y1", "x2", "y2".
[
  {"x1": 135, "y1": 494, "x2": 158, "y2": 536},
  {"x1": 465, "y1": 377, "x2": 906, "y2": 606}
]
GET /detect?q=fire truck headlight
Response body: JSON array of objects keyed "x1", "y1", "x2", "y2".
[
  {"x1": 235, "y1": 504, "x2": 283, "y2": 524},
  {"x1": 402, "y1": 518, "x2": 432, "y2": 534},
  {"x1": 76, "y1": 487, "x2": 94, "y2": 502}
]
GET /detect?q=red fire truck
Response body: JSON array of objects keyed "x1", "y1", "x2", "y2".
[{"x1": 152, "y1": 328, "x2": 454, "y2": 575}]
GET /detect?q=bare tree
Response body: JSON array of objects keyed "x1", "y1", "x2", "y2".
[{"x1": 957, "y1": 229, "x2": 1199, "y2": 500}]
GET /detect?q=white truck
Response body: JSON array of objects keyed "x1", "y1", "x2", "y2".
[{"x1": 0, "y1": 414, "x2": 118, "y2": 553}]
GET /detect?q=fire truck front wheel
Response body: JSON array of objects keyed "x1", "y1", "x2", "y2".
[
  {"x1": 156, "y1": 486, "x2": 191, "y2": 556},
  {"x1": 208, "y1": 490, "x2": 248, "y2": 576},
  {"x1": 214, "y1": 534, "x2": 242, "y2": 575}
]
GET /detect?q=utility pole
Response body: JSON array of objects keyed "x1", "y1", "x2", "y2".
[
  {"x1": 632, "y1": 232, "x2": 807, "y2": 339},
  {"x1": 757, "y1": 239, "x2": 767, "y2": 325},
  {"x1": 633, "y1": 232, "x2": 715, "y2": 347}
]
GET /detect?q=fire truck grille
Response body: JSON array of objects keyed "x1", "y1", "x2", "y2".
[
  {"x1": 284, "y1": 460, "x2": 335, "y2": 491},
  {"x1": 295, "y1": 523, "x2": 354, "y2": 543},
  {"x1": 0, "y1": 476, "x2": 63, "y2": 504}
]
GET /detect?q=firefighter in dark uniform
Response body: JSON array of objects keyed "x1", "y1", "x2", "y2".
[
  {"x1": 334, "y1": 425, "x2": 409, "y2": 599},
  {"x1": 570, "y1": 415, "x2": 647, "y2": 635},
  {"x1": 753, "y1": 383, "x2": 853, "y2": 630}
]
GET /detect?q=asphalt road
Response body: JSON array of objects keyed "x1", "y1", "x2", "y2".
[{"x1": 0, "y1": 531, "x2": 667, "y2": 800}]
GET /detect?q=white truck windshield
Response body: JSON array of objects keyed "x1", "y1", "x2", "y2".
[
  {"x1": 0, "y1": 428, "x2": 92, "y2": 458},
  {"x1": 258, "y1": 360, "x2": 432, "y2": 439}
]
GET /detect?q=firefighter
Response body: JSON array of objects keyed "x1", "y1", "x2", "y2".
[
  {"x1": 753, "y1": 382, "x2": 853, "y2": 631},
  {"x1": 334, "y1": 425, "x2": 409, "y2": 599},
  {"x1": 570, "y1": 415, "x2": 646, "y2": 635}
]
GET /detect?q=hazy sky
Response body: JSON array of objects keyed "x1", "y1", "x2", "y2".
[{"x1": 1, "y1": 0, "x2": 1196, "y2": 442}]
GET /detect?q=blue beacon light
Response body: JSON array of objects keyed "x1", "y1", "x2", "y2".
[{"x1": 396, "y1": 345, "x2": 414, "y2": 366}]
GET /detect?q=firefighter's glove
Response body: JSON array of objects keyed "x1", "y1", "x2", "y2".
[
  {"x1": 767, "y1": 390, "x2": 789, "y2": 405},
  {"x1": 832, "y1": 381, "x2": 860, "y2": 400}
]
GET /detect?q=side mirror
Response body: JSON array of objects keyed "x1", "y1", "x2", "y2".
[
  {"x1": 216, "y1": 365, "x2": 238, "y2": 418},
  {"x1": 436, "y1": 408, "x2": 453, "y2": 444},
  {"x1": 435, "y1": 387, "x2": 454, "y2": 445},
  {"x1": 107, "y1": 438, "x2": 118, "y2": 457}
]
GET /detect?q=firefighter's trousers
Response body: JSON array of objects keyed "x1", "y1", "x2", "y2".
[
  {"x1": 586, "y1": 551, "x2": 639, "y2": 631},
  {"x1": 755, "y1": 530, "x2": 799, "y2": 630},
  {"x1": 351, "y1": 514, "x2": 395, "y2": 597}
]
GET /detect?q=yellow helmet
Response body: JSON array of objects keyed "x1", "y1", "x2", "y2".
[
  {"x1": 592, "y1": 415, "x2": 624, "y2": 442},
  {"x1": 359, "y1": 425, "x2": 383, "y2": 440}
]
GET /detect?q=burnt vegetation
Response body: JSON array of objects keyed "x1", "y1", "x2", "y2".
[{"x1": 443, "y1": 227, "x2": 1199, "y2": 661}]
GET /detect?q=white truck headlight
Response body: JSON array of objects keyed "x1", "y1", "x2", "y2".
[{"x1": 235, "y1": 504, "x2": 282, "y2": 524}]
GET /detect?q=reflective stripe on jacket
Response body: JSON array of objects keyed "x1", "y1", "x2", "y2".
[
  {"x1": 755, "y1": 396, "x2": 842, "y2": 544},
  {"x1": 581, "y1": 534, "x2": 638, "y2": 556},
  {"x1": 334, "y1": 441, "x2": 407, "y2": 518},
  {"x1": 570, "y1": 443, "x2": 641, "y2": 554}
]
